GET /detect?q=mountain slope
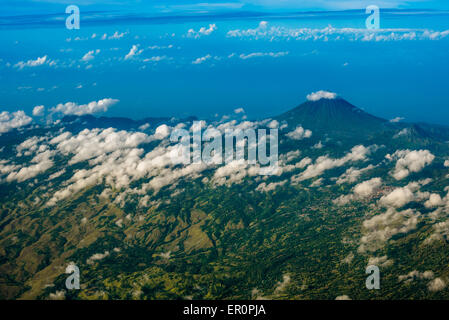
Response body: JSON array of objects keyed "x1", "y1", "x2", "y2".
[{"x1": 276, "y1": 98, "x2": 388, "y2": 137}]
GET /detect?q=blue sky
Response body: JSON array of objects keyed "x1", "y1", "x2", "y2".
[
  {"x1": 0, "y1": 1, "x2": 448, "y2": 126},
  {"x1": 2, "y1": 0, "x2": 449, "y2": 15}
]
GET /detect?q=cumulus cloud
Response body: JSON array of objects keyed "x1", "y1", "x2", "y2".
[
  {"x1": 334, "y1": 177, "x2": 382, "y2": 205},
  {"x1": 87, "y1": 251, "x2": 110, "y2": 264},
  {"x1": 256, "y1": 180, "x2": 288, "y2": 192},
  {"x1": 428, "y1": 278, "x2": 446, "y2": 292},
  {"x1": 32, "y1": 105, "x2": 45, "y2": 117},
  {"x1": 424, "y1": 193, "x2": 444, "y2": 208},
  {"x1": 45, "y1": 125, "x2": 212, "y2": 205},
  {"x1": 398, "y1": 270, "x2": 434, "y2": 283},
  {"x1": 379, "y1": 185, "x2": 415, "y2": 208},
  {"x1": 359, "y1": 208, "x2": 420, "y2": 253},
  {"x1": 390, "y1": 117, "x2": 404, "y2": 123},
  {"x1": 124, "y1": 45, "x2": 143, "y2": 60},
  {"x1": 0, "y1": 110, "x2": 32, "y2": 133},
  {"x1": 0, "y1": 136, "x2": 55, "y2": 182},
  {"x1": 51, "y1": 98, "x2": 119, "y2": 116},
  {"x1": 368, "y1": 255, "x2": 393, "y2": 268},
  {"x1": 192, "y1": 54, "x2": 212, "y2": 64},
  {"x1": 386, "y1": 149, "x2": 434, "y2": 180},
  {"x1": 187, "y1": 24, "x2": 217, "y2": 38},
  {"x1": 335, "y1": 295, "x2": 351, "y2": 300},
  {"x1": 354, "y1": 177, "x2": 382, "y2": 197},
  {"x1": 14, "y1": 55, "x2": 53, "y2": 69},
  {"x1": 286, "y1": 126, "x2": 312, "y2": 140},
  {"x1": 294, "y1": 145, "x2": 372, "y2": 182},
  {"x1": 306, "y1": 90, "x2": 337, "y2": 102},
  {"x1": 335, "y1": 165, "x2": 375, "y2": 184},
  {"x1": 81, "y1": 49, "x2": 100, "y2": 62},
  {"x1": 227, "y1": 22, "x2": 449, "y2": 42}
]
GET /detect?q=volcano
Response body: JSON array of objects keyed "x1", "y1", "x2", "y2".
[{"x1": 276, "y1": 97, "x2": 388, "y2": 137}]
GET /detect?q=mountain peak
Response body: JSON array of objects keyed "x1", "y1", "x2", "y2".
[{"x1": 276, "y1": 97, "x2": 387, "y2": 137}]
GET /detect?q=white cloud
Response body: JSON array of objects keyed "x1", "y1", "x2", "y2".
[
  {"x1": 187, "y1": 24, "x2": 217, "y2": 38},
  {"x1": 192, "y1": 54, "x2": 212, "y2": 65},
  {"x1": 87, "y1": 251, "x2": 110, "y2": 264},
  {"x1": 390, "y1": 117, "x2": 404, "y2": 123},
  {"x1": 428, "y1": 278, "x2": 446, "y2": 292},
  {"x1": 379, "y1": 185, "x2": 415, "y2": 208},
  {"x1": 359, "y1": 208, "x2": 420, "y2": 253},
  {"x1": 124, "y1": 45, "x2": 143, "y2": 60},
  {"x1": 335, "y1": 295, "x2": 351, "y2": 300},
  {"x1": 238, "y1": 51, "x2": 289, "y2": 60},
  {"x1": 368, "y1": 255, "x2": 393, "y2": 268},
  {"x1": 306, "y1": 90, "x2": 337, "y2": 102},
  {"x1": 0, "y1": 110, "x2": 32, "y2": 133},
  {"x1": 424, "y1": 193, "x2": 444, "y2": 208},
  {"x1": 107, "y1": 31, "x2": 127, "y2": 40},
  {"x1": 286, "y1": 126, "x2": 312, "y2": 140},
  {"x1": 234, "y1": 107, "x2": 245, "y2": 114},
  {"x1": 51, "y1": 98, "x2": 119, "y2": 116},
  {"x1": 227, "y1": 22, "x2": 449, "y2": 42},
  {"x1": 398, "y1": 270, "x2": 434, "y2": 283},
  {"x1": 81, "y1": 49, "x2": 100, "y2": 62},
  {"x1": 334, "y1": 177, "x2": 381, "y2": 205},
  {"x1": 295, "y1": 145, "x2": 372, "y2": 182},
  {"x1": 335, "y1": 165, "x2": 375, "y2": 184},
  {"x1": 256, "y1": 180, "x2": 288, "y2": 192},
  {"x1": 386, "y1": 149, "x2": 435, "y2": 180},
  {"x1": 354, "y1": 177, "x2": 382, "y2": 197},
  {"x1": 32, "y1": 105, "x2": 45, "y2": 117},
  {"x1": 14, "y1": 55, "x2": 52, "y2": 69}
]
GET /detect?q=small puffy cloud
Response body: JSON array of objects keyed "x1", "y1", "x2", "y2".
[
  {"x1": 256, "y1": 180, "x2": 287, "y2": 192},
  {"x1": 234, "y1": 107, "x2": 245, "y2": 114},
  {"x1": 3, "y1": 136, "x2": 55, "y2": 182},
  {"x1": 390, "y1": 117, "x2": 404, "y2": 123},
  {"x1": 424, "y1": 193, "x2": 444, "y2": 208},
  {"x1": 187, "y1": 24, "x2": 217, "y2": 38},
  {"x1": 32, "y1": 105, "x2": 45, "y2": 117},
  {"x1": 398, "y1": 270, "x2": 434, "y2": 283},
  {"x1": 0, "y1": 110, "x2": 32, "y2": 133},
  {"x1": 335, "y1": 295, "x2": 351, "y2": 300},
  {"x1": 296, "y1": 145, "x2": 372, "y2": 181},
  {"x1": 444, "y1": 160, "x2": 449, "y2": 167},
  {"x1": 286, "y1": 126, "x2": 312, "y2": 140},
  {"x1": 306, "y1": 90, "x2": 337, "y2": 102},
  {"x1": 335, "y1": 165, "x2": 375, "y2": 184},
  {"x1": 359, "y1": 208, "x2": 420, "y2": 253},
  {"x1": 14, "y1": 55, "x2": 51, "y2": 69},
  {"x1": 152, "y1": 124, "x2": 171, "y2": 140},
  {"x1": 267, "y1": 120, "x2": 279, "y2": 129},
  {"x1": 81, "y1": 49, "x2": 100, "y2": 62},
  {"x1": 368, "y1": 255, "x2": 393, "y2": 268},
  {"x1": 428, "y1": 278, "x2": 446, "y2": 292},
  {"x1": 192, "y1": 54, "x2": 212, "y2": 65},
  {"x1": 274, "y1": 274, "x2": 290, "y2": 294},
  {"x1": 51, "y1": 98, "x2": 119, "y2": 116},
  {"x1": 48, "y1": 290, "x2": 65, "y2": 300},
  {"x1": 379, "y1": 186, "x2": 415, "y2": 208},
  {"x1": 387, "y1": 149, "x2": 435, "y2": 180},
  {"x1": 125, "y1": 45, "x2": 143, "y2": 60},
  {"x1": 87, "y1": 251, "x2": 110, "y2": 264},
  {"x1": 354, "y1": 177, "x2": 382, "y2": 197},
  {"x1": 108, "y1": 31, "x2": 127, "y2": 40},
  {"x1": 334, "y1": 177, "x2": 381, "y2": 205}
]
